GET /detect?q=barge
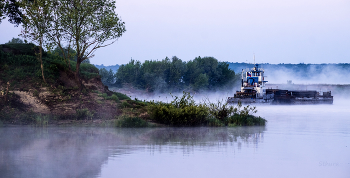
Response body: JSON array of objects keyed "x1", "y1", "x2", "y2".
[{"x1": 227, "y1": 64, "x2": 333, "y2": 104}]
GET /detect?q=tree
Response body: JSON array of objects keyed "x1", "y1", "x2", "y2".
[
  {"x1": 47, "y1": 0, "x2": 126, "y2": 89},
  {"x1": 5, "y1": 37, "x2": 24, "y2": 44},
  {"x1": 193, "y1": 73, "x2": 209, "y2": 91},
  {"x1": 99, "y1": 68, "x2": 109, "y2": 84},
  {"x1": 164, "y1": 56, "x2": 186, "y2": 90},
  {"x1": 51, "y1": 46, "x2": 90, "y2": 65},
  {"x1": 106, "y1": 69, "x2": 115, "y2": 85},
  {"x1": 0, "y1": 0, "x2": 25, "y2": 26},
  {"x1": 20, "y1": 0, "x2": 53, "y2": 83},
  {"x1": 99, "y1": 68, "x2": 115, "y2": 86},
  {"x1": 52, "y1": 46, "x2": 76, "y2": 62}
]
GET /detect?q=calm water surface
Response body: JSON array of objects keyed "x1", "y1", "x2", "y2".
[{"x1": 0, "y1": 100, "x2": 349, "y2": 178}]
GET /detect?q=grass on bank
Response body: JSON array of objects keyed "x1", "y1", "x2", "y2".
[{"x1": 0, "y1": 43, "x2": 99, "y2": 91}]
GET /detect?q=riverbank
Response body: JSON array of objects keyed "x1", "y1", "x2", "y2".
[
  {"x1": 0, "y1": 43, "x2": 265, "y2": 127},
  {"x1": 0, "y1": 91, "x2": 266, "y2": 127}
]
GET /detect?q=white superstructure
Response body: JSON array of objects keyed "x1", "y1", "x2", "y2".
[{"x1": 240, "y1": 64, "x2": 268, "y2": 99}]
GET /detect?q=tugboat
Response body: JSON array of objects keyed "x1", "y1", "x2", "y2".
[{"x1": 227, "y1": 64, "x2": 333, "y2": 104}]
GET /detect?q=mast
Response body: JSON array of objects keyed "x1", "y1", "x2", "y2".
[{"x1": 254, "y1": 53, "x2": 255, "y2": 65}]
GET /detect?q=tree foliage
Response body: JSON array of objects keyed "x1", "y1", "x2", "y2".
[
  {"x1": 5, "y1": 37, "x2": 24, "y2": 44},
  {"x1": 45, "y1": 0, "x2": 126, "y2": 87},
  {"x1": 51, "y1": 46, "x2": 90, "y2": 64},
  {"x1": 99, "y1": 68, "x2": 115, "y2": 86},
  {"x1": 115, "y1": 56, "x2": 237, "y2": 92},
  {"x1": 20, "y1": 0, "x2": 53, "y2": 83},
  {"x1": 9, "y1": 0, "x2": 125, "y2": 88},
  {"x1": 0, "y1": 0, "x2": 24, "y2": 25}
]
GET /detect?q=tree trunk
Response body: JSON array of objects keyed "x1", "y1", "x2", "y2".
[
  {"x1": 39, "y1": 39, "x2": 46, "y2": 83},
  {"x1": 75, "y1": 58, "x2": 82, "y2": 90}
]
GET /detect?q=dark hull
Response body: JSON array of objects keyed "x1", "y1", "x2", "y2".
[{"x1": 228, "y1": 89, "x2": 333, "y2": 105}]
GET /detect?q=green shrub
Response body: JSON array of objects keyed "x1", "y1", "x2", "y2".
[
  {"x1": 126, "y1": 99, "x2": 147, "y2": 108},
  {"x1": 80, "y1": 63, "x2": 99, "y2": 73},
  {"x1": 0, "y1": 47, "x2": 64, "y2": 83},
  {"x1": 110, "y1": 94, "x2": 119, "y2": 102},
  {"x1": 227, "y1": 114, "x2": 266, "y2": 126},
  {"x1": 121, "y1": 101, "x2": 132, "y2": 108},
  {"x1": 148, "y1": 92, "x2": 208, "y2": 126},
  {"x1": 148, "y1": 92, "x2": 267, "y2": 127},
  {"x1": 102, "y1": 93, "x2": 108, "y2": 99},
  {"x1": 113, "y1": 92, "x2": 130, "y2": 100},
  {"x1": 76, "y1": 108, "x2": 94, "y2": 120},
  {"x1": 207, "y1": 118, "x2": 224, "y2": 127},
  {"x1": 0, "y1": 43, "x2": 45, "y2": 56},
  {"x1": 206, "y1": 99, "x2": 236, "y2": 124},
  {"x1": 35, "y1": 114, "x2": 49, "y2": 126},
  {"x1": 115, "y1": 116, "x2": 149, "y2": 127}
]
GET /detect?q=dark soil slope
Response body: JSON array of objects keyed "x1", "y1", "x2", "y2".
[{"x1": 0, "y1": 43, "x2": 133, "y2": 125}]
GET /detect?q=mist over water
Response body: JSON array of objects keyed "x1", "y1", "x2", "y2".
[
  {"x1": 2, "y1": 65, "x2": 349, "y2": 178},
  {"x1": 0, "y1": 127, "x2": 265, "y2": 178},
  {"x1": 264, "y1": 65, "x2": 348, "y2": 84},
  {"x1": 115, "y1": 63, "x2": 350, "y2": 103},
  {"x1": 1, "y1": 99, "x2": 349, "y2": 178}
]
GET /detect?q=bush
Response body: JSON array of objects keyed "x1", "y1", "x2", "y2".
[
  {"x1": 227, "y1": 114, "x2": 266, "y2": 126},
  {"x1": 110, "y1": 94, "x2": 119, "y2": 102},
  {"x1": 115, "y1": 116, "x2": 149, "y2": 127},
  {"x1": 76, "y1": 108, "x2": 94, "y2": 120},
  {"x1": 35, "y1": 114, "x2": 49, "y2": 126},
  {"x1": 80, "y1": 63, "x2": 99, "y2": 80},
  {"x1": 121, "y1": 101, "x2": 132, "y2": 108},
  {"x1": 0, "y1": 47, "x2": 64, "y2": 84},
  {"x1": 148, "y1": 92, "x2": 208, "y2": 126},
  {"x1": 113, "y1": 92, "x2": 130, "y2": 100},
  {"x1": 148, "y1": 92, "x2": 267, "y2": 127},
  {"x1": 207, "y1": 118, "x2": 224, "y2": 127}
]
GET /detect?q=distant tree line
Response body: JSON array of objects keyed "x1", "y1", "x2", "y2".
[
  {"x1": 94, "y1": 64, "x2": 119, "y2": 73},
  {"x1": 99, "y1": 68, "x2": 115, "y2": 85},
  {"x1": 99, "y1": 56, "x2": 237, "y2": 92}
]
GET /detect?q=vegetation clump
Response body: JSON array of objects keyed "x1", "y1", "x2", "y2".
[
  {"x1": 148, "y1": 93, "x2": 208, "y2": 126},
  {"x1": 115, "y1": 115, "x2": 150, "y2": 128},
  {"x1": 148, "y1": 92, "x2": 266, "y2": 127},
  {"x1": 113, "y1": 56, "x2": 238, "y2": 92},
  {"x1": 76, "y1": 108, "x2": 94, "y2": 120}
]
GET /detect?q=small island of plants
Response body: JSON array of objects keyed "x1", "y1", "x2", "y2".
[{"x1": 116, "y1": 92, "x2": 266, "y2": 127}]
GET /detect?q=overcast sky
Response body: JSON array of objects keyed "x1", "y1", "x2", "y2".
[{"x1": 1, "y1": 0, "x2": 349, "y2": 65}]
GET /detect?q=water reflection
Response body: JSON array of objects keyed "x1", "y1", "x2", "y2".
[
  {"x1": 142, "y1": 127, "x2": 265, "y2": 146},
  {"x1": 0, "y1": 126, "x2": 265, "y2": 178}
]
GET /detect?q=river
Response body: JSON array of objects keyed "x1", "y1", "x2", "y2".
[{"x1": 0, "y1": 99, "x2": 349, "y2": 178}]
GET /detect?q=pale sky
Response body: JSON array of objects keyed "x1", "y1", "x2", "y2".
[{"x1": 1, "y1": 0, "x2": 349, "y2": 65}]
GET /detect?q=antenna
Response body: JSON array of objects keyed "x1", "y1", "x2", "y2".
[{"x1": 253, "y1": 53, "x2": 255, "y2": 65}]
